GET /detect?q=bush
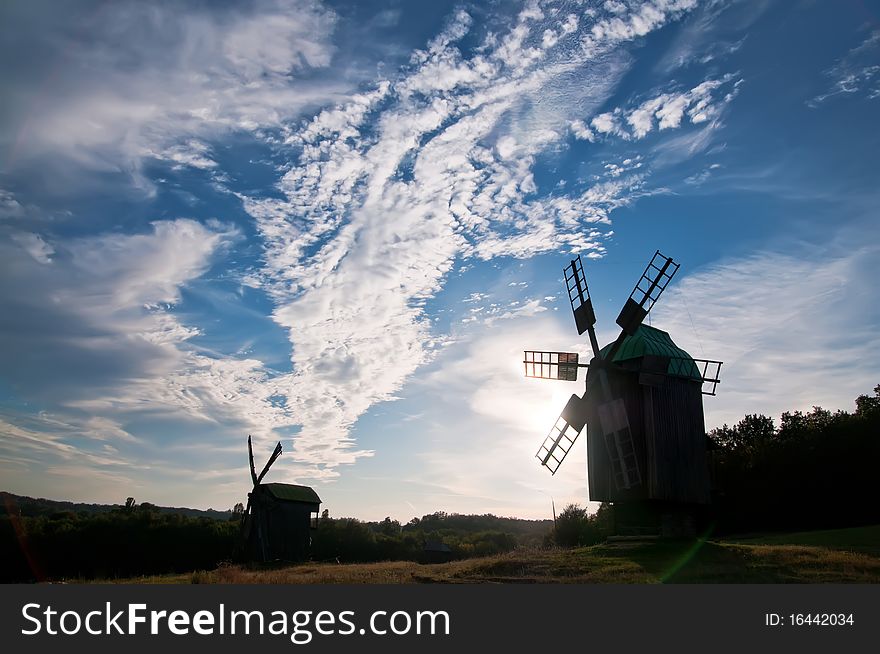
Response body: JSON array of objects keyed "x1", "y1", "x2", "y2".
[{"x1": 552, "y1": 504, "x2": 603, "y2": 547}]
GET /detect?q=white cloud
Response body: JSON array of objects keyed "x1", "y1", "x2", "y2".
[
  {"x1": 234, "y1": 0, "x2": 708, "y2": 480},
  {"x1": 591, "y1": 111, "x2": 622, "y2": 135},
  {"x1": 652, "y1": 246, "x2": 880, "y2": 428},
  {"x1": 11, "y1": 232, "x2": 54, "y2": 264},
  {"x1": 808, "y1": 30, "x2": 880, "y2": 107},
  {"x1": 410, "y1": 314, "x2": 594, "y2": 517},
  {"x1": 580, "y1": 0, "x2": 699, "y2": 59},
  {"x1": 1, "y1": 0, "x2": 345, "y2": 193},
  {"x1": 0, "y1": 219, "x2": 301, "y2": 439},
  {"x1": 628, "y1": 76, "x2": 739, "y2": 138},
  {"x1": 654, "y1": 0, "x2": 762, "y2": 73},
  {"x1": 2, "y1": 1, "x2": 733, "y2": 495},
  {"x1": 570, "y1": 119, "x2": 596, "y2": 141},
  {"x1": 0, "y1": 190, "x2": 25, "y2": 220},
  {"x1": 150, "y1": 140, "x2": 218, "y2": 171},
  {"x1": 575, "y1": 75, "x2": 740, "y2": 145}
]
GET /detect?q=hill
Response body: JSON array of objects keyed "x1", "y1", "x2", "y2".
[{"x1": 0, "y1": 491, "x2": 234, "y2": 520}]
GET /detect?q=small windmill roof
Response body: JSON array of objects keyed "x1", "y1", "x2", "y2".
[
  {"x1": 260, "y1": 482, "x2": 321, "y2": 504},
  {"x1": 600, "y1": 324, "x2": 700, "y2": 379}
]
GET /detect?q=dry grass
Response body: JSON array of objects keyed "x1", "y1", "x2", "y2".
[{"x1": 109, "y1": 536, "x2": 880, "y2": 585}]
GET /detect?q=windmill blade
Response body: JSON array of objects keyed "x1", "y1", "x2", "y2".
[
  {"x1": 565, "y1": 255, "x2": 596, "y2": 335},
  {"x1": 523, "y1": 350, "x2": 584, "y2": 381},
  {"x1": 535, "y1": 394, "x2": 589, "y2": 474},
  {"x1": 615, "y1": 250, "x2": 680, "y2": 336},
  {"x1": 256, "y1": 441, "x2": 283, "y2": 484},
  {"x1": 247, "y1": 435, "x2": 258, "y2": 487},
  {"x1": 668, "y1": 357, "x2": 723, "y2": 396},
  {"x1": 635, "y1": 355, "x2": 723, "y2": 396},
  {"x1": 564, "y1": 255, "x2": 603, "y2": 358}
]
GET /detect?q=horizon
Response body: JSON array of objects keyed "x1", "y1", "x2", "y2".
[{"x1": 1, "y1": 0, "x2": 878, "y2": 521}]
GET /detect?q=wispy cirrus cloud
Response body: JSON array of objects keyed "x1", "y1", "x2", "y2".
[
  {"x1": 0, "y1": 218, "x2": 265, "y2": 423},
  {"x1": 808, "y1": 30, "x2": 880, "y2": 107},
  {"x1": 653, "y1": 0, "x2": 764, "y2": 73},
  {"x1": 572, "y1": 74, "x2": 741, "y2": 142},
  {"x1": 1, "y1": 0, "x2": 748, "y2": 502},
  {"x1": 0, "y1": 0, "x2": 345, "y2": 194},
  {"x1": 237, "y1": 0, "x2": 728, "y2": 480},
  {"x1": 653, "y1": 244, "x2": 880, "y2": 428}
]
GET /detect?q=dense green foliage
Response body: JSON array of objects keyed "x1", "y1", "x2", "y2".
[
  {"x1": 548, "y1": 503, "x2": 613, "y2": 547},
  {"x1": 311, "y1": 512, "x2": 545, "y2": 563},
  {"x1": 0, "y1": 492, "x2": 233, "y2": 520},
  {"x1": 709, "y1": 384, "x2": 880, "y2": 533},
  {"x1": 0, "y1": 499, "x2": 549, "y2": 581},
  {"x1": 0, "y1": 503, "x2": 239, "y2": 582}
]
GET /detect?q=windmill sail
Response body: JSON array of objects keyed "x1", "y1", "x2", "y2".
[
  {"x1": 247, "y1": 435, "x2": 258, "y2": 487},
  {"x1": 256, "y1": 441, "x2": 283, "y2": 484},
  {"x1": 666, "y1": 357, "x2": 723, "y2": 395},
  {"x1": 565, "y1": 255, "x2": 596, "y2": 336},
  {"x1": 523, "y1": 350, "x2": 581, "y2": 381},
  {"x1": 535, "y1": 394, "x2": 589, "y2": 474},
  {"x1": 638, "y1": 355, "x2": 723, "y2": 395},
  {"x1": 616, "y1": 250, "x2": 680, "y2": 336}
]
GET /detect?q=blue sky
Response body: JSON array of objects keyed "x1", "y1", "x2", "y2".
[{"x1": 1, "y1": 0, "x2": 878, "y2": 520}]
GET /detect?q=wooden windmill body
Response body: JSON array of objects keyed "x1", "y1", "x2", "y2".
[
  {"x1": 239, "y1": 437, "x2": 321, "y2": 562},
  {"x1": 526, "y1": 252, "x2": 722, "y2": 536}
]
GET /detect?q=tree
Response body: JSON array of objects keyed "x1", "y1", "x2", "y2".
[
  {"x1": 232, "y1": 503, "x2": 244, "y2": 515},
  {"x1": 553, "y1": 504, "x2": 589, "y2": 547},
  {"x1": 593, "y1": 502, "x2": 614, "y2": 536},
  {"x1": 378, "y1": 516, "x2": 401, "y2": 536},
  {"x1": 124, "y1": 497, "x2": 136, "y2": 512},
  {"x1": 709, "y1": 414, "x2": 775, "y2": 452},
  {"x1": 855, "y1": 384, "x2": 880, "y2": 416},
  {"x1": 709, "y1": 382, "x2": 880, "y2": 533}
]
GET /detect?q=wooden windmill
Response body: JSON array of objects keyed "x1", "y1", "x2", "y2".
[
  {"x1": 239, "y1": 436, "x2": 321, "y2": 562},
  {"x1": 525, "y1": 251, "x2": 722, "y2": 536}
]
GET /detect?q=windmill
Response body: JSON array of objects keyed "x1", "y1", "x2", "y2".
[
  {"x1": 238, "y1": 436, "x2": 321, "y2": 562},
  {"x1": 525, "y1": 251, "x2": 722, "y2": 535}
]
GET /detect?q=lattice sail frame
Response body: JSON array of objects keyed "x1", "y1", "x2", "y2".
[
  {"x1": 523, "y1": 350, "x2": 580, "y2": 381},
  {"x1": 565, "y1": 255, "x2": 596, "y2": 336},
  {"x1": 616, "y1": 250, "x2": 680, "y2": 335},
  {"x1": 535, "y1": 394, "x2": 588, "y2": 475}
]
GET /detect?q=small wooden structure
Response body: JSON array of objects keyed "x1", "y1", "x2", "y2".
[
  {"x1": 421, "y1": 541, "x2": 453, "y2": 564},
  {"x1": 239, "y1": 437, "x2": 321, "y2": 562},
  {"x1": 243, "y1": 482, "x2": 321, "y2": 562}
]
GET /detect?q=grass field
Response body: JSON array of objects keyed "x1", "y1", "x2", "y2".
[{"x1": 112, "y1": 525, "x2": 880, "y2": 584}]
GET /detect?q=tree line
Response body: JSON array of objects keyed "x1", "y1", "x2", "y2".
[
  {"x1": 0, "y1": 501, "x2": 549, "y2": 582},
  {"x1": 706, "y1": 384, "x2": 880, "y2": 533},
  {"x1": 0, "y1": 502, "x2": 240, "y2": 582},
  {"x1": 2, "y1": 383, "x2": 877, "y2": 581},
  {"x1": 310, "y1": 512, "x2": 549, "y2": 563}
]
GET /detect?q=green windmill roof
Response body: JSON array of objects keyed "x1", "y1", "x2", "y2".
[
  {"x1": 599, "y1": 324, "x2": 701, "y2": 379},
  {"x1": 260, "y1": 483, "x2": 321, "y2": 504}
]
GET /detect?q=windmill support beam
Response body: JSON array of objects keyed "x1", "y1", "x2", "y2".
[{"x1": 586, "y1": 325, "x2": 601, "y2": 361}]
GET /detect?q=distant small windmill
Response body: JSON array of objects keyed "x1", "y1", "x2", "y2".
[
  {"x1": 239, "y1": 436, "x2": 321, "y2": 562},
  {"x1": 524, "y1": 251, "x2": 722, "y2": 536}
]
